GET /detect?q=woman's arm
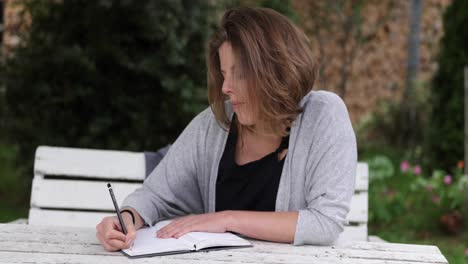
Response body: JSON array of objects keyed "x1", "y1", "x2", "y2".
[
  {"x1": 227, "y1": 211, "x2": 298, "y2": 243},
  {"x1": 119, "y1": 108, "x2": 212, "y2": 226},
  {"x1": 157, "y1": 210, "x2": 298, "y2": 243}
]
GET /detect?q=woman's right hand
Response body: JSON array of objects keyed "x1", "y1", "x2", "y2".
[{"x1": 96, "y1": 213, "x2": 137, "y2": 252}]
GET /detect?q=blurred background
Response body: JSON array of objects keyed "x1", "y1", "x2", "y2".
[{"x1": 0, "y1": 0, "x2": 466, "y2": 262}]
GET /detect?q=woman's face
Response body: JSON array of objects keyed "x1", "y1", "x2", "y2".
[{"x1": 219, "y1": 41, "x2": 257, "y2": 126}]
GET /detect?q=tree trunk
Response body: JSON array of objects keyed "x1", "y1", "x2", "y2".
[
  {"x1": 464, "y1": 66, "x2": 468, "y2": 176},
  {"x1": 401, "y1": 0, "x2": 423, "y2": 147}
]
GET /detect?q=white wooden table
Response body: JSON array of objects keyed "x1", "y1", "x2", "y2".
[{"x1": 0, "y1": 224, "x2": 448, "y2": 263}]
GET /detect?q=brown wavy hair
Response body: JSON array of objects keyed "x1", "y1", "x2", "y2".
[{"x1": 207, "y1": 7, "x2": 317, "y2": 137}]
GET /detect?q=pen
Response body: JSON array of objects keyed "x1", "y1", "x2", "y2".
[{"x1": 107, "y1": 183, "x2": 128, "y2": 235}]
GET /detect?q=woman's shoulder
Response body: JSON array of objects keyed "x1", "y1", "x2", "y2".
[
  {"x1": 300, "y1": 90, "x2": 349, "y2": 120},
  {"x1": 187, "y1": 106, "x2": 216, "y2": 129},
  {"x1": 301, "y1": 90, "x2": 346, "y2": 109},
  {"x1": 294, "y1": 90, "x2": 354, "y2": 141},
  {"x1": 186, "y1": 105, "x2": 229, "y2": 134}
]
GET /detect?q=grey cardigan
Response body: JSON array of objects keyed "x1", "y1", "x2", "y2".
[{"x1": 122, "y1": 90, "x2": 357, "y2": 246}]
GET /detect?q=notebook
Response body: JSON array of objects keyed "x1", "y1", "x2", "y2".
[{"x1": 121, "y1": 220, "x2": 252, "y2": 258}]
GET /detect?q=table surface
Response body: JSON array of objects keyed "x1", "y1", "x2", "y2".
[{"x1": 0, "y1": 224, "x2": 448, "y2": 264}]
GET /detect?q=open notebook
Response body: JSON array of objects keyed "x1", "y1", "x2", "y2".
[{"x1": 122, "y1": 220, "x2": 252, "y2": 258}]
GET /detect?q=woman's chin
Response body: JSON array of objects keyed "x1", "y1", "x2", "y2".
[{"x1": 236, "y1": 114, "x2": 255, "y2": 126}]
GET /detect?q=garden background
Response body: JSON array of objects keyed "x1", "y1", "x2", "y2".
[{"x1": 0, "y1": 0, "x2": 467, "y2": 263}]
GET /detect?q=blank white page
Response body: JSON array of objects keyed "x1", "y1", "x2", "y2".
[{"x1": 122, "y1": 224, "x2": 193, "y2": 256}]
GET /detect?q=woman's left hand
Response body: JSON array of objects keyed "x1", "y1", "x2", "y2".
[{"x1": 156, "y1": 211, "x2": 232, "y2": 239}]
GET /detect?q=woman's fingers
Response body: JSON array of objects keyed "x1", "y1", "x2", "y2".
[
  {"x1": 158, "y1": 213, "x2": 227, "y2": 238},
  {"x1": 106, "y1": 228, "x2": 127, "y2": 241},
  {"x1": 157, "y1": 216, "x2": 195, "y2": 238},
  {"x1": 96, "y1": 216, "x2": 134, "y2": 251},
  {"x1": 107, "y1": 238, "x2": 128, "y2": 249}
]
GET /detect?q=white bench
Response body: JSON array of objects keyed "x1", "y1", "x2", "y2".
[{"x1": 26, "y1": 145, "x2": 370, "y2": 241}]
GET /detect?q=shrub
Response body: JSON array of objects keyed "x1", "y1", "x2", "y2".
[
  {"x1": 427, "y1": 0, "x2": 468, "y2": 170},
  {"x1": 0, "y1": 1, "x2": 224, "y2": 208},
  {"x1": 0, "y1": 0, "x2": 219, "y2": 175}
]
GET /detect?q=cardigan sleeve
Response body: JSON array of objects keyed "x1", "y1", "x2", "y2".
[
  {"x1": 121, "y1": 108, "x2": 211, "y2": 226},
  {"x1": 293, "y1": 92, "x2": 357, "y2": 245}
]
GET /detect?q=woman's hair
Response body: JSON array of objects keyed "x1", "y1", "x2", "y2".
[{"x1": 207, "y1": 6, "x2": 317, "y2": 137}]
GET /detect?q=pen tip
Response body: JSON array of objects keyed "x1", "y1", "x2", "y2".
[{"x1": 107, "y1": 183, "x2": 111, "y2": 188}]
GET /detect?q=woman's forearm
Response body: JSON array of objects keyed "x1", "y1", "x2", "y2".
[{"x1": 225, "y1": 211, "x2": 298, "y2": 243}]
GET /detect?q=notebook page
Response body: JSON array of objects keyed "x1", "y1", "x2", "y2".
[{"x1": 122, "y1": 224, "x2": 193, "y2": 256}]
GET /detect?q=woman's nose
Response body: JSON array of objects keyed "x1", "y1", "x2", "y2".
[{"x1": 221, "y1": 78, "x2": 233, "y2": 95}]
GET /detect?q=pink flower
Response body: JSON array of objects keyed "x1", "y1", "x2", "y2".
[
  {"x1": 432, "y1": 195, "x2": 440, "y2": 205},
  {"x1": 465, "y1": 248, "x2": 468, "y2": 256},
  {"x1": 443, "y1": 175, "x2": 452, "y2": 185},
  {"x1": 413, "y1": 165, "x2": 422, "y2": 175},
  {"x1": 400, "y1": 161, "x2": 410, "y2": 172}
]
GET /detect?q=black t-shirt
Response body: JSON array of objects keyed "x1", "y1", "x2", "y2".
[{"x1": 215, "y1": 115, "x2": 289, "y2": 212}]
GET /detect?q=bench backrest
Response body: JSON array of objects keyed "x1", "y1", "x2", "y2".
[{"x1": 29, "y1": 146, "x2": 368, "y2": 241}]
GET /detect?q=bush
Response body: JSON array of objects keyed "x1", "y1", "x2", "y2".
[
  {"x1": 356, "y1": 79, "x2": 430, "y2": 161},
  {"x1": 410, "y1": 163, "x2": 468, "y2": 214},
  {"x1": 366, "y1": 155, "x2": 406, "y2": 224},
  {"x1": 427, "y1": 0, "x2": 468, "y2": 170},
  {"x1": 0, "y1": 0, "x2": 219, "y2": 177}
]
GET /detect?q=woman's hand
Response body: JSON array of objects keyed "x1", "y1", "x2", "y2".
[
  {"x1": 157, "y1": 211, "x2": 232, "y2": 239},
  {"x1": 96, "y1": 213, "x2": 136, "y2": 252}
]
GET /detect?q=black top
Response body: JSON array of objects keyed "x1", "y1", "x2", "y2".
[{"x1": 215, "y1": 115, "x2": 289, "y2": 212}]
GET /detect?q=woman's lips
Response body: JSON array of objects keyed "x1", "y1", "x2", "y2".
[{"x1": 231, "y1": 102, "x2": 244, "y2": 109}]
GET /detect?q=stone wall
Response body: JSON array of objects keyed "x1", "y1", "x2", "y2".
[{"x1": 294, "y1": 0, "x2": 451, "y2": 124}]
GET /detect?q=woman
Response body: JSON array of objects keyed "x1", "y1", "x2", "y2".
[{"x1": 96, "y1": 6, "x2": 356, "y2": 251}]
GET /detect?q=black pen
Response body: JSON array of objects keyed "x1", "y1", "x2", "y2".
[{"x1": 107, "y1": 183, "x2": 128, "y2": 235}]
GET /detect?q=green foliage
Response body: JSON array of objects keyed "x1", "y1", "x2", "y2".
[
  {"x1": 366, "y1": 155, "x2": 406, "y2": 224},
  {"x1": 0, "y1": 142, "x2": 28, "y2": 206},
  {"x1": 356, "y1": 79, "x2": 430, "y2": 160},
  {"x1": 365, "y1": 152, "x2": 466, "y2": 232},
  {"x1": 427, "y1": 0, "x2": 468, "y2": 170},
  {"x1": 368, "y1": 155, "x2": 395, "y2": 181},
  {"x1": 363, "y1": 146, "x2": 468, "y2": 263},
  {"x1": 0, "y1": 0, "x2": 219, "y2": 180},
  {"x1": 411, "y1": 167, "x2": 468, "y2": 211}
]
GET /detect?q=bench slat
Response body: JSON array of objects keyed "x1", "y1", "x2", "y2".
[
  {"x1": 28, "y1": 208, "x2": 112, "y2": 228},
  {"x1": 346, "y1": 192, "x2": 368, "y2": 223},
  {"x1": 336, "y1": 224, "x2": 368, "y2": 243},
  {"x1": 34, "y1": 146, "x2": 368, "y2": 191},
  {"x1": 30, "y1": 177, "x2": 142, "y2": 211},
  {"x1": 355, "y1": 163, "x2": 368, "y2": 191},
  {"x1": 34, "y1": 146, "x2": 146, "y2": 180},
  {"x1": 30, "y1": 177, "x2": 367, "y2": 223}
]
